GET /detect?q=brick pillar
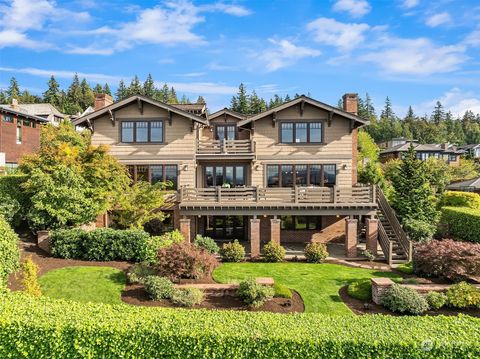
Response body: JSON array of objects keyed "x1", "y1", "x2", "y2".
[
  {"x1": 371, "y1": 278, "x2": 394, "y2": 304},
  {"x1": 366, "y1": 218, "x2": 378, "y2": 256},
  {"x1": 249, "y1": 218, "x2": 261, "y2": 258},
  {"x1": 180, "y1": 218, "x2": 191, "y2": 242},
  {"x1": 345, "y1": 218, "x2": 358, "y2": 258},
  {"x1": 270, "y1": 218, "x2": 281, "y2": 245},
  {"x1": 37, "y1": 230, "x2": 50, "y2": 254}
]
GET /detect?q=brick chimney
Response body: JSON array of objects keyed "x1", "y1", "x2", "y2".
[
  {"x1": 10, "y1": 98, "x2": 18, "y2": 109},
  {"x1": 342, "y1": 93, "x2": 358, "y2": 115},
  {"x1": 94, "y1": 93, "x2": 113, "y2": 111}
]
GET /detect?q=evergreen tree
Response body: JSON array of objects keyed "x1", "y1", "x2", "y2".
[
  {"x1": 43, "y1": 76, "x2": 61, "y2": 108},
  {"x1": 143, "y1": 73, "x2": 155, "y2": 98},
  {"x1": 230, "y1": 83, "x2": 249, "y2": 113},
  {"x1": 19, "y1": 90, "x2": 41, "y2": 104},
  {"x1": 93, "y1": 84, "x2": 103, "y2": 94},
  {"x1": 103, "y1": 83, "x2": 112, "y2": 96},
  {"x1": 127, "y1": 75, "x2": 142, "y2": 96},
  {"x1": 6, "y1": 77, "x2": 20, "y2": 101},
  {"x1": 284, "y1": 94, "x2": 291, "y2": 102},
  {"x1": 431, "y1": 101, "x2": 445, "y2": 125},
  {"x1": 79, "y1": 78, "x2": 95, "y2": 110},
  {"x1": 196, "y1": 95, "x2": 205, "y2": 104},
  {"x1": 249, "y1": 90, "x2": 267, "y2": 114},
  {"x1": 64, "y1": 74, "x2": 83, "y2": 115},
  {"x1": 159, "y1": 84, "x2": 169, "y2": 102},
  {"x1": 180, "y1": 94, "x2": 189, "y2": 104},
  {"x1": 167, "y1": 87, "x2": 178, "y2": 104},
  {"x1": 337, "y1": 98, "x2": 343, "y2": 110},
  {"x1": 115, "y1": 80, "x2": 127, "y2": 100}
]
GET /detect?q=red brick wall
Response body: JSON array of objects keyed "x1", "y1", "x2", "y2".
[
  {"x1": 352, "y1": 128, "x2": 358, "y2": 185},
  {"x1": 0, "y1": 119, "x2": 41, "y2": 163}
]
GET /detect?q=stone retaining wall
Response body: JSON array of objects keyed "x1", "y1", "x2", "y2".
[{"x1": 175, "y1": 277, "x2": 275, "y2": 297}]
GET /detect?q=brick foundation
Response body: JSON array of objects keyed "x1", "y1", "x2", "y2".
[
  {"x1": 270, "y1": 218, "x2": 281, "y2": 244},
  {"x1": 371, "y1": 277, "x2": 394, "y2": 304},
  {"x1": 345, "y1": 218, "x2": 358, "y2": 258},
  {"x1": 180, "y1": 218, "x2": 191, "y2": 242},
  {"x1": 365, "y1": 218, "x2": 378, "y2": 256}
]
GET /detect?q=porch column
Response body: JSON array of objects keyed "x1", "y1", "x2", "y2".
[
  {"x1": 180, "y1": 217, "x2": 191, "y2": 242},
  {"x1": 270, "y1": 218, "x2": 281, "y2": 245},
  {"x1": 345, "y1": 218, "x2": 358, "y2": 258},
  {"x1": 365, "y1": 218, "x2": 379, "y2": 256},
  {"x1": 249, "y1": 218, "x2": 261, "y2": 258}
]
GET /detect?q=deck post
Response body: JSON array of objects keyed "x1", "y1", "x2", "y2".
[
  {"x1": 180, "y1": 217, "x2": 191, "y2": 242},
  {"x1": 216, "y1": 186, "x2": 221, "y2": 203},
  {"x1": 270, "y1": 217, "x2": 281, "y2": 244},
  {"x1": 249, "y1": 218, "x2": 261, "y2": 258},
  {"x1": 332, "y1": 186, "x2": 337, "y2": 203},
  {"x1": 366, "y1": 218, "x2": 379, "y2": 256},
  {"x1": 345, "y1": 218, "x2": 358, "y2": 258}
]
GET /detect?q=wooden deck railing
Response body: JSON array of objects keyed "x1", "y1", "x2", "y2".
[
  {"x1": 196, "y1": 139, "x2": 254, "y2": 155},
  {"x1": 180, "y1": 185, "x2": 376, "y2": 205},
  {"x1": 378, "y1": 221, "x2": 393, "y2": 265},
  {"x1": 375, "y1": 185, "x2": 413, "y2": 261}
]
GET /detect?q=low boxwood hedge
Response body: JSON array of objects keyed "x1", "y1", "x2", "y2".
[
  {"x1": 0, "y1": 293, "x2": 479, "y2": 358},
  {"x1": 440, "y1": 206, "x2": 480, "y2": 243}
]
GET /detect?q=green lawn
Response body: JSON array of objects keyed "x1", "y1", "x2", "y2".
[
  {"x1": 39, "y1": 266, "x2": 126, "y2": 305},
  {"x1": 213, "y1": 262, "x2": 400, "y2": 315}
]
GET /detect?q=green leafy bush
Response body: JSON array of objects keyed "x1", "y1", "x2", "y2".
[
  {"x1": 446, "y1": 282, "x2": 480, "y2": 309},
  {"x1": 145, "y1": 230, "x2": 184, "y2": 264},
  {"x1": 304, "y1": 242, "x2": 328, "y2": 263},
  {"x1": 381, "y1": 283, "x2": 429, "y2": 315},
  {"x1": 157, "y1": 242, "x2": 218, "y2": 280},
  {"x1": 347, "y1": 279, "x2": 372, "y2": 301},
  {"x1": 1, "y1": 293, "x2": 480, "y2": 357},
  {"x1": 262, "y1": 241, "x2": 285, "y2": 262},
  {"x1": 397, "y1": 261, "x2": 414, "y2": 274},
  {"x1": 194, "y1": 235, "x2": 219, "y2": 254},
  {"x1": 0, "y1": 215, "x2": 20, "y2": 289},
  {"x1": 273, "y1": 283, "x2": 293, "y2": 299},
  {"x1": 49, "y1": 228, "x2": 151, "y2": 262},
  {"x1": 237, "y1": 279, "x2": 274, "y2": 308},
  {"x1": 0, "y1": 175, "x2": 29, "y2": 227},
  {"x1": 171, "y1": 288, "x2": 204, "y2": 307},
  {"x1": 220, "y1": 240, "x2": 245, "y2": 262},
  {"x1": 426, "y1": 292, "x2": 447, "y2": 310},
  {"x1": 441, "y1": 191, "x2": 480, "y2": 209},
  {"x1": 126, "y1": 263, "x2": 157, "y2": 284},
  {"x1": 143, "y1": 276, "x2": 174, "y2": 300},
  {"x1": 402, "y1": 217, "x2": 436, "y2": 242},
  {"x1": 440, "y1": 206, "x2": 480, "y2": 243},
  {"x1": 20, "y1": 256, "x2": 41, "y2": 297}
]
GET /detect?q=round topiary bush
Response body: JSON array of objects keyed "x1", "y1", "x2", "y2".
[
  {"x1": 143, "y1": 276, "x2": 174, "y2": 300},
  {"x1": 425, "y1": 291, "x2": 447, "y2": 310},
  {"x1": 237, "y1": 279, "x2": 274, "y2": 308},
  {"x1": 381, "y1": 283, "x2": 429, "y2": 315},
  {"x1": 220, "y1": 240, "x2": 245, "y2": 262},
  {"x1": 262, "y1": 241, "x2": 285, "y2": 262},
  {"x1": 171, "y1": 288, "x2": 204, "y2": 307},
  {"x1": 446, "y1": 282, "x2": 480, "y2": 309},
  {"x1": 304, "y1": 242, "x2": 328, "y2": 263}
]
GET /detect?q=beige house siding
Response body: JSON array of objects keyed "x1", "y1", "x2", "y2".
[
  {"x1": 251, "y1": 104, "x2": 354, "y2": 187},
  {"x1": 91, "y1": 102, "x2": 197, "y2": 187},
  {"x1": 200, "y1": 114, "x2": 250, "y2": 141}
]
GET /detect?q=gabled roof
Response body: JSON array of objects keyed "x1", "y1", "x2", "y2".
[
  {"x1": 208, "y1": 108, "x2": 248, "y2": 121},
  {"x1": 0, "y1": 106, "x2": 49, "y2": 123},
  {"x1": 380, "y1": 142, "x2": 465, "y2": 155},
  {"x1": 171, "y1": 103, "x2": 206, "y2": 113},
  {"x1": 72, "y1": 95, "x2": 208, "y2": 126},
  {"x1": 447, "y1": 177, "x2": 480, "y2": 190},
  {"x1": 237, "y1": 95, "x2": 368, "y2": 127},
  {"x1": 458, "y1": 144, "x2": 480, "y2": 150},
  {"x1": 0, "y1": 103, "x2": 65, "y2": 122}
]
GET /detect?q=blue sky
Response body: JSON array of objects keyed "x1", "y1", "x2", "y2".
[{"x1": 1, "y1": 0, "x2": 480, "y2": 116}]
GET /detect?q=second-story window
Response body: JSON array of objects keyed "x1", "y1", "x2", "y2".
[
  {"x1": 215, "y1": 125, "x2": 236, "y2": 140},
  {"x1": 280, "y1": 122, "x2": 323, "y2": 144},
  {"x1": 126, "y1": 164, "x2": 177, "y2": 189},
  {"x1": 267, "y1": 164, "x2": 336, "y2": 187},
  {"x1": 121, "y1": 120, "x2": 164, "y2": 143}
]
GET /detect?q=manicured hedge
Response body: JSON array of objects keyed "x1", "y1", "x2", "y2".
[
  {"x1": 441, "y1": 191, "x2": 480, "y2": 209},
  {"x1": 0, "y1": 215, "x2": 20, "y2": 288},
  {"x1": 440, "y1": 206, "x2": 480, "y2": 243},
  {"x1": 0, "y1": 174, "x2": 29, "y2": 227},
  {"x1": 50, "y1": 228, "x2": 150, "y2": 262},
  {"x1": 0, "y1": 294, "x2": 479, "y2": 358}
]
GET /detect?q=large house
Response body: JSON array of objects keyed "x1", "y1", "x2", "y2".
[
  {"x1": 0, "y1": 99, "x2": 66, "y2": 126},
  {"x1": 73, "y1": 93, "x2": 411, "y2": 263}
]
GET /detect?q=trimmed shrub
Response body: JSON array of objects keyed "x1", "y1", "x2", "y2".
[
  {"x1": 440, "y1": 206, "x2": 480, "y2": 243},
  {"x1": 220, "y1": 240, "x2": 245, "y2": 262},
  {"x1": 402, "y1": 218, "x2": 436, "y2": 242},
  {"x1": 446, "y1": 282, "x2": 480, "y2": 309},
  {"x1": 426, "y1": 292, "x2": 447, "y2": 310},
  {"x1": 347, "y1": 279, "x2": 372, "y2": 301},
  {"x1": 397, "y1": 262, "x2": 414, "y2": 275},
  {"x1": 50, "y1": 228, "x2": 85, "y2": 259},
  {"x1": 157, "y1": 242, "x2": 218, "y2": 281},
  {"x1": 194, "y1": 235, "x2": 219, "y2": 254},
  {"x1": 20, "y1": 256, "x2": 41, "y2": 297},
  {"x1": 0, "y1": 174, "x2": 29, "y2": 227},
  {"x1": 273, "y1": 283, "x2": 293, "y2": 299},
  {"x1": 171, "y1": 288, "x2": 204, "y2": 307},
  {"x1": 0, "y1": 215, "x2": 20, "y2": 289},
  {"x1": 237, "y1": 279, "x2": 274, "y2": 308},
  {"x1": 413, "y1": 239, "x2": 480, "y2": 282},
  {"x1": 126, "y1": 263, "x2": 157, "y2": 284},
  {"x1": 0, "y1": 293, "x2": 480, "y2": 357},
  {"x1": 145, "y1": 230, "x2": 184, "y2": 264},
  {"x1": 262, "y1": 241, "x2": 285, "y2": 262},
  {"x1": 304, "y1": 242, "x2": 328, "y2": 263},
  {"x1": 441, "y1": 191, "x2": 480, "y2": 209},
  {"x1": 381, "y1": 283, "x2": 429, "y2": 315},
  {"x1": 143, "y1": 276, "x2": 174, "y2": 300}
]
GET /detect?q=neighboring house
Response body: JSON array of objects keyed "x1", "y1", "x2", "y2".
[
  {"x1": 458, "y1": 144, "x2": 480, "y2": 160},
  {"x1": 446, "y1": 177, "x2": 480, "y2": 193},
  {"x1": 73, "y1": 93, "x2": 410, "y2": 263},
  {"x1": 379, "y1": 138, "x2": 464, "y2": 166},
  {"x1": 0, "y1": 105, "x2": 48, "y2": 171},
  {"x1": 0, "y1": 99, "x2": 66, "y2": 126}
]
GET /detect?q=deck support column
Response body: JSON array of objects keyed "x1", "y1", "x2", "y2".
[
  {"x1": 249, "y1": 218, "x2": 261, "y2": 258},
  {"x1": 180, "y1": 217, "x2": 191, "y2": 243},
  {"x1": 366, "y1": 218, "x2": 379, "y2": 256},
  {"x1": 270, "y1": 217, "x2": 281, "y2": 245},
  {"x1": 345, "y1": 218, "x2": 358, "y2": 258}
]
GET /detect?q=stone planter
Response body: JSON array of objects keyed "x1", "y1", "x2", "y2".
[{"x1": 37, "y1": 230, "x2": 51, "y2": 254}]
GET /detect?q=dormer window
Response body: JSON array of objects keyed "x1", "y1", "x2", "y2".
[{"x1": 280, "y1": 122, "x2": 323, "y2": 144}]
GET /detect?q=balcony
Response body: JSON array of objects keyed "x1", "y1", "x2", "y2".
[
  {"x1": 179, "y1": 185, "x2": 378, "y2": 216},
  {"x1": 196, "y1": 139, "x2": 255, "y2": 159}
]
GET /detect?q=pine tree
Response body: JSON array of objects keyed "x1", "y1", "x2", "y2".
[
  {"x1": 180, "y1": 94, "x2": 189, "y2": 104},
  {"x1": 128, "y1": 75, "x2": 142, "y2": 96},
  {"x1": 249, "y1": 90, "x2": 266, "y2": 114},
  {"x1": 143, "y1": 73, "x2": 155, "y2": 98},
  {"x1": 103, "y1": 83, "x2": 112, "y2": 96},
  {"x1": 168, "y1": 87, "x2": 178, "y2": 104},
  {"x1": 431, "y1": 101, "x2": 445, "y2": 125},
  {"x1": 64, "y1": 74, "x2": 83, "y2": 115},
  {"x1": 80, "y1": 78, "x2": 95, "y2": 110},
  {"x1": 364, "y1": 93, "x2": 375, "y2": 118},
  {"x1": 93, "y1": 83, "x2": 103, "y2": 94},
  {"x1": 43, "y1": 76, "x2": 61, "y2": 107},
  {"x1": 230, "y1": 83, "x2": 249, "y2": 113},
  {"x1": 337, "y1": 98, "x2": 343, "y2": 110},
  {"x1": 159, "y1": 84, "x2": 169, "y2": 102},
  {"x1": 284, "y1": 94, "x2": 291, "y2": 102},
  {"x1": 6, "y1": 77, "x2": 20, "y2": 101},
  {"x1": 116, "y1": 80, "x2": 127, "y2": 100},
  {"x1": 381, "y1": 97, "x2": 395, "y2": 120},
  {"x1": 196, "y1": 95, "x2": 205, "y2": 104}
]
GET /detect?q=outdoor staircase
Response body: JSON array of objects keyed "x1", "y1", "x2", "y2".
[{"x1": 375, "y1": 186, "x2": 413, "y2": 265}]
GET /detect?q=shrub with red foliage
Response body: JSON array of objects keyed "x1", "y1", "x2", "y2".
[
  {"x1": 157, "y1": 242, "x2": 219, "y2": 281},
  {"x1": 413, "y1": 239, "x2": 480, "y2": 282}
]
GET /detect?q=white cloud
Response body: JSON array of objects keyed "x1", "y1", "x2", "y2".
[
  {"x1": 333, "y1": 0, "x2": 371, "y2": 18},
  {"x1": 257, "y1": 39, "x2": 321, "y2": 72},
  {"x1": 156, "y1": 81, "x2": 238, "y2": 95},
  {"x1": 306, "y1": 17, "x2": 370, "y2": 51},
  {"x1": 402, "y1": 0, "x2": 419, "y2": 9},
  {"x1": 415, "y1": 88, "x2": 480, "y2": 117},
  {"x1": 201, "y1": 3, "x2": 252, "y2": 16},
  {"x1": 0, "y1": 66, "x2": 123, "y2": 83},
  {"x1": 361, "y1": 37, "x2": 467, "y2": 75},
  {"x1": 175, "y1": 72, "x2": 207, "y2": 77},
  {"x1": 425, "y1": 12, "x2": 452, "y2": 27},
  {"x1": 464, "y1": 28, "x2": 480, "y2": 47}
]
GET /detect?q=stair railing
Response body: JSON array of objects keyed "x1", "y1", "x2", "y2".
[
  {"x1": 375, "y1": 185, "x2": 413, "y2": 261},
  {"x1": 378, "y1": 220, "x2": 393, "y2": 265}
]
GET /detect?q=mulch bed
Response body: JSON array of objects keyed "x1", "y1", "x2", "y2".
[
  {"x1": 339, "y1": 286, "x2": 480, "y2": 317},
  {"x1": 121, "y1": 283, "x2": 304, "y2": 313}
]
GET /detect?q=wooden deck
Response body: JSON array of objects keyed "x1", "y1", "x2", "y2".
[{"x1": 196, "y1": 139, "x2": 255, "y2": 158}]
